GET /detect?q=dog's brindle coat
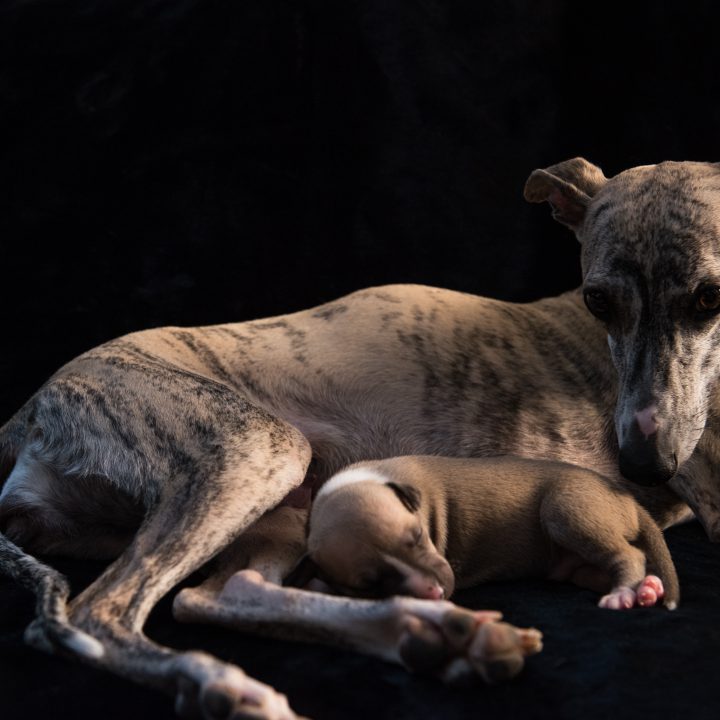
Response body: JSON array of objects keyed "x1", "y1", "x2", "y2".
[{"x1": 1, "y1": 158, "x2": 718, "y2": 718}]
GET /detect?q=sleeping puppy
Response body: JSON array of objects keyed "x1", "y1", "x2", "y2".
[{"x1": 306, "y1": 455, "x2": 680, "y2": 610}]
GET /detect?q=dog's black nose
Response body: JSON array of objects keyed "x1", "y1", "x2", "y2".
[{"x1": 618, "y1": 438, "x2": 678, "y2": 486}]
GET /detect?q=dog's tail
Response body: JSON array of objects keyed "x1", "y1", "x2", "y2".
[
  {"x1": 0, "y1": 417, "x2": 104, "y2": 659},
  {"x1": 0, "y1": 412, "x2": 27, "y2": 490},
  {"x1": 635, "y1": 508, "x2": 680, "y2": 610},
  {"x1": 0, "y1": 532, "x2": 104, "y2": 658}
]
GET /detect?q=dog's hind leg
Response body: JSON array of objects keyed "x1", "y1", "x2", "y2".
[{"x1": 44, "y1": 424, "x2": 311, "y2": 720}]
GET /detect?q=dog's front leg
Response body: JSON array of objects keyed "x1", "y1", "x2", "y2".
[
  {"x1": 669, "y1": 439, "x2": 720, "y2": 541},
  {"x1": 174, "y1": 570, "x2": 542, "y2": 686}
]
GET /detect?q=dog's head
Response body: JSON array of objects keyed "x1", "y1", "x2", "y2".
[
  {"x1": 525, "y1": 158, "x2": 720, "y2": 487},
  {"x1": 306, "y1": 474, "x2": 455, "y2": 600}
]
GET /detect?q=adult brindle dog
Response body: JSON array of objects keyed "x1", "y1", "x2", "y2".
[{"x1": 1, "y1": 157, "x2": 719, "y2": 719}]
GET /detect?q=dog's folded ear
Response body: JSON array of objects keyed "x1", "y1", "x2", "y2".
[
  {"x1": 387, "y1": 482, "x2": 422, "y2": 513},
  {"x1": 523, "y1": 157, "x2": 607, "y2": 231}
]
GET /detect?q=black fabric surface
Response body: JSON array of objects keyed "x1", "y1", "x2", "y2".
[
  {"x1": 2, "y1": 1, "x2": 720, "y2": 718},
  {"x1": 3, "y1": 522, "x2": 720, "y2": 720}
]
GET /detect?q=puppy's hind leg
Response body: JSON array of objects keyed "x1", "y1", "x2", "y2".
[
  {"x1": 62, "y1": 424, "x2": 311, "y2": 720},
  {"x1": 631, "y1": 508, "x2": 680, "y2": 609},
  {"x1": 542, "y1": 486, "x2": 675, "y2": 610}
]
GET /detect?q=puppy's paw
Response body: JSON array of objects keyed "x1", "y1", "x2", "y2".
[
  {"x1": 636, "y1": 575, "x2": 664, "y2": 607},
  {"x1": 598, "y1": 586, "x2": 636, "y2": 610},
  {"x1": 598, "y1": 576, "x2": 666, "y2": 610}
]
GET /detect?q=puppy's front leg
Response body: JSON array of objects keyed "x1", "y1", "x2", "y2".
[{"x1": 173, "y1": 571, "x2": 542, "y2": 686}]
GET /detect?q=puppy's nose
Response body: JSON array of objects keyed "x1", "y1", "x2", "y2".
[{"x1": 405, "y1": 574, "x2": 445, "y2": 599}]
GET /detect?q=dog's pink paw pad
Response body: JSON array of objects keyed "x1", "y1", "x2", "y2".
[{"x1": 598, "y1": 586, "x2": 636, "y2": 610}]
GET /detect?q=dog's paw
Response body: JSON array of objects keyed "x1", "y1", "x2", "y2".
[
  {"x1": 598, "y1": 575, "x2": 665, "y2": 610},
  {"x1": 174, "y1": 652, "x2": 308, "y2": 720},
  {"x1": 397, "y1": 604, "x2": 542, "y2": 685}
]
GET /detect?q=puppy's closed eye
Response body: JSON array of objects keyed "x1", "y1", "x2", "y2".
[
  {"x1": 406, "y1": 526, "x2": 423, "y2": 548},
  {"x1": 387, "y1": 482, "x2": 421, "y2": 512}
]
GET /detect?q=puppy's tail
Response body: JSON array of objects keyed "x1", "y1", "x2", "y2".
[
  {"x1": 0, "y1": 418, "x2": 104, "y2": 659},
  {"x1": 635, "y1": 508, "x2": 680, "y2": 610}
]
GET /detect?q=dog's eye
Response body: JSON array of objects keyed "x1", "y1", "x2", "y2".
[
  {"x1": 583, "y1": 289, "x2": 611, "y2": 320},
  {"x1": 695, "y1": 286, "x2": 720, "y2": 314}
]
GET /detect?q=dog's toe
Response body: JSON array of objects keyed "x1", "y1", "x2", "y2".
[
  {"x1": 202, "y1": 684, "x2": 235, "y2": 719},
  {"x1": 467, "y1": 623, "x2": 530, "y2": 683},
  {"x1": 481, "y1": 654, "x2": 526, "y2": 684},
  {"x1": 399, "y1": 619, "x2": 451, "y2": 674},
  {"x1": 176, "y1": 676, "x2": 202, "y2": 718},
  {"x1": 439, "y1": 609, "x2": 478, "y2": 651},
  {"x1": 517, "y1": 627, "x2": 543, "y2": 655},
  {"x1": 175, "y1": 652, "x2": 303, "y2": 720},
  {"x1": 469, "y1": 621, "x2": 520, "y2": 660}
]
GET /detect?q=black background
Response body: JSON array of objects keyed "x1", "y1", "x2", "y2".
[{"x1": 2, "y1": 1, "x2": 720, "y2": 719}]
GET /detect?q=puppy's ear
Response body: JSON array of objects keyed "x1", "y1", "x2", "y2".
[
  {"x1": 387, "y1": 482, "x2": 422, "y2": 513},
  {"x1": 524, "y1": 157, "x2": 607, "y2": 232}
]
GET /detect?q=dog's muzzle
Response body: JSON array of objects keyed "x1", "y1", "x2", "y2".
[{"x1": 618, "y1": 431, "x2": 678, "y2": 486}]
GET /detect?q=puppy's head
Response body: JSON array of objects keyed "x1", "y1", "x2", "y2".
[{"x1": 306, "y1": 469, "x2": 454, "y2": 600}]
